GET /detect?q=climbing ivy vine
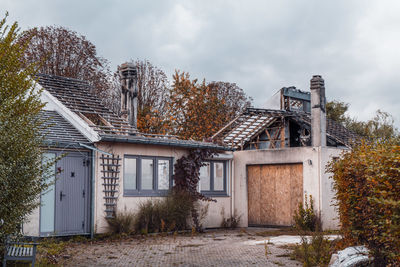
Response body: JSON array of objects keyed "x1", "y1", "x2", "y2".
[{"x1": 172, "y1": 148, "x2": 217, "y2": 231}]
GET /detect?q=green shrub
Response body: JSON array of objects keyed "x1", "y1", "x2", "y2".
[
  {"x1": 291, "y1": 194, "x2": 332, "y2": 266},
  {"x1": 293, "y1": 194, "x2": 320, "y2": 232},
  {"x1": 291, "y1": 232, "x2": 335, "y2": 267},
  {"x1": 106, "y1": 210, "x2": 135, "y2": 235},
  {"x1": 134, "y1": 190, "x2": 194, "y2": 233},
  {"x1": 327, "y1": 141, "x2": 400, "y2": 265}
]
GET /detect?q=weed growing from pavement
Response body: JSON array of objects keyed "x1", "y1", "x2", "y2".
[
  {"x1": 220, "y1": 207, "x2": 242, "y2": 229},
  {"x1": 191, "y1": 226, "x2": 196, "y2": 238},
  {"x1": 276, "y1": 253, "x2": 291, "y2": 258},
  {"x1": 289, "y1": 195, "x2": 338, "y2": 266},
  {"x1": 36, "y1": 237, "x2": 75, "y2": 265},
  {"x1": 264, "y1": 240, "x2": 268, "y2": 258},
  {"x1": 290, "y1": 233, "x2": 336, "y2": 266}
]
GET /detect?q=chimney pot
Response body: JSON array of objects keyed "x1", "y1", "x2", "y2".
[{"x1": 119, "y1": 62, "x2": 138, "y2": 130}]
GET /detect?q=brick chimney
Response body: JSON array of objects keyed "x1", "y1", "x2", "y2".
[
  {"x1": 310, "y1": 75, "x2": 326, "y2": 147},
  {"x1": 119, "y1": 62, "x2": 138, "y2": 129}
]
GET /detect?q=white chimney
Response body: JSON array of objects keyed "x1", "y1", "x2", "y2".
[
  {"x1": 310, "y1": 75, "x2": 326, "y2": 147},
  {"x1": 119, "y1": 62, "x2": 138, "y2": 129}
]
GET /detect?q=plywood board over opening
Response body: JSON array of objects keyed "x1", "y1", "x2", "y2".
[
  {"x1": 247, "y1": 165, "x2": 261, "y2": 225},
  {"x1": 247, "y1": 163, "x2": 303, "y2": 226}
]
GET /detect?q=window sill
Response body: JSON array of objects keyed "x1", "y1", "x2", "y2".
[
  {"x1": 201, "y1": 191, "x2": 229, "y2": 197},
  {"x1": 123, "y1": 190, "x2": 169, "y2": 197}
]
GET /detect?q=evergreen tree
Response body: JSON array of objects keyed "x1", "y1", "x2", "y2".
[{"x1": 0, "y1": 13, "x2": 52, "y2": 247}]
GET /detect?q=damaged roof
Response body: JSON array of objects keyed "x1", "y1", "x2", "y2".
[
  {"x1": 37, "y1": 73, "x2": 225, "y2": 150},
  {"x1": 37, "y1": 73, "x2": 136, "y2": 136},
  {"x1": 294, "y1": 113, "x2": 360, "y2": 148},
  {"x1": 212, "y1": 108, "x2": 287, "y2": 149},
  {"x1": 212, "y1": 107, "x2": 359, "y2": 150}
]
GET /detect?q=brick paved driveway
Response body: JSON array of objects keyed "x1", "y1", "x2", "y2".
[{"x1": 62, "y1": 229, "x2": 301, "y2": 267}]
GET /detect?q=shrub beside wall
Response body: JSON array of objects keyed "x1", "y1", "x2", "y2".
[
  {"x1": 134, "y1": 190, "x2": 193, "y2": 233},
  {"x1": 327, "y1": 141, "x2": 400, "y2": 265},
  {"x1": 107, "y1": 190, "x2": 194, "y2": 235},
  {"x1": 106, "y1": 210, "x2": 136, "y2": 235},
  {"x1": 291, "y1": 194, "x2": 334, "y2": 267},
  {"x1": 293, "y1": 194, "x2": 319, "y2": 232}
]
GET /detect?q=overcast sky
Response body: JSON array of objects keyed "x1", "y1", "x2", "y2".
[{"x1": 3, "y1": 0, "x2": 400, "y2": 126}]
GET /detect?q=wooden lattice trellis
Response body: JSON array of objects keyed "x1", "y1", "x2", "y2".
[{"x1": 100, "y1": 154, "x2": 120, "y2": 218}]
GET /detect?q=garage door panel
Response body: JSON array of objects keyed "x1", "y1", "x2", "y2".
[
  {"x1": 247, "y1": 165, "x2": 261, "y2": 225},
  {"x1": 248, "y1": 163, "x2": 303, "y2": 226},
  {"x1": 275, "y1": 165, "x2": 292, "y2": 225},
  {"x1": 260, "y1": 164, "x2": 275, "y2": 225},
  {"x1": 290, "y1": 164, "x2": 303, "y2": 225}
]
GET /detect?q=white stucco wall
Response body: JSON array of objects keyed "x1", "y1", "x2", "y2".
[
  {"x1": 232, "y1": 146, "x2": 344, "y2": 230},
  {"x1": 22, "y1": 142, "x2": 233, "y2": 236},
  {"x1": 22, "y1": 142, "x2": 344, "y2": 236},
  {"x1": 319, "y1": 147, "x2": 346, "y2": 230},
  {"x1": 94, "y1": 142, "x2": 233, "y2": 233}
]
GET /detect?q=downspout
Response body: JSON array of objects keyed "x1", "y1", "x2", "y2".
[
  {"x1": 318, "y1": 147, "x2": 322, "y2": 217},
  {"x1": 230, "y1": 157, "x2": 235, "y2": 220},
  {"x1": 79, "y1": 143, "x2": 112, "y2": 238},
  {"x1": 90, "y1": 150, "x2": 95, "y2": 239}
]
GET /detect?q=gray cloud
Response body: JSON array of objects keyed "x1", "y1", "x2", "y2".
[{"x1": 3, "y1": 0, "x2": 400, "y2": 126}]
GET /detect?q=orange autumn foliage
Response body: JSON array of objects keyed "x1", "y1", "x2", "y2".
[
  {"x1": 167, "y1": 71, "x2": 251, "y2": 141},
  {"x1": 133, "y1": 63, "x2": 251, "y2": 139},
  {"x1": 327, "y1": 141, "x2": 400, "y2": 265},
  {"x1": 137, "y1": 107, "x2": 172, "y2": 135}
]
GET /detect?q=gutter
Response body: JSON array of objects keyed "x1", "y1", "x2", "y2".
[
  {"x1": 79, "y1": 143, "x2": 112, "y2": 156},
  {"x1": 43, "y1": 141, "x2": 90, "y2": 149},
  {"x1": 100, "y1": 135, "x2": 232, "y2": 151},
  {"x1": 78, "y1": 143, "x2": 106, "y2": 238}
]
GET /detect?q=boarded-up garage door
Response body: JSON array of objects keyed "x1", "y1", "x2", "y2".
[{"x1": 247, "y1": 164, "x2": 303, "y2": 226}]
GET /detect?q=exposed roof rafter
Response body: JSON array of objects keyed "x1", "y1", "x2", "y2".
[{"x1": 213, "y1": 108, "x2": 359, "y2": 150}]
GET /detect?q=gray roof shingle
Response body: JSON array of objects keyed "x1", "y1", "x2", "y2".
[{"x1": 41, "y1": 110, "x2": 89, "y2": 146}]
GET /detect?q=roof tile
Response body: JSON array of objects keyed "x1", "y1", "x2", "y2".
[{"x1": 41, "y1": 110, "x2": 89, "y2": 145}]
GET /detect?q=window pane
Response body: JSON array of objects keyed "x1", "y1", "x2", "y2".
[
  {"x1": 214, "y1": 162, "x2": 224, "y2": 191},
  {"x1": 40, "y1": 153, "x2": 56, "y2": 233},
  {"x1": 200, "y1": 162, "x2": 210, "y2": 191},
  {"x1": 158, "y1": 159, "x2": 170, "y2": 190},
  {"x1": 142, "y1": 159, "x2": 154, "y2": 190},
  {"x1": 124, "y1": 158, "x2": 137, "y2": 190}
]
